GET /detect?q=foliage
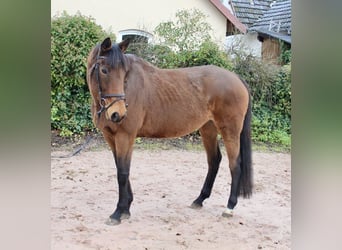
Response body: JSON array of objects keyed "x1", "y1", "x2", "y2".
[
  {"x1": 129, "y1": 9, "x2": 231, "y2": 70},
  {"x1": 154, "y1": 9, "x2": 212, "y2": 52},
  {"x1": 280, "y1": 41, "x2": 291, "y2": 65},
  {"x1": 172, "y1": 40, "x2": 232, "y2": 69},
  {"x1": 51, "y1": 12, "x2": 115, "y2": 136},
  {"x1": 126, "y1": 40, "x2": 176, "y2": 69},
  {"x1": 232, "y1": 50, "x2": 291, "y2": 148}
]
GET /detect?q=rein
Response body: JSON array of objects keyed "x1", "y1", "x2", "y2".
[{"x1": 92, "y1": 56, "x2": 127, "y2": 119}]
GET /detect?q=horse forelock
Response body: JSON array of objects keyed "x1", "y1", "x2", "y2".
[{"x1": 89, "y1": 43, "x2": 129, "y2": 72}]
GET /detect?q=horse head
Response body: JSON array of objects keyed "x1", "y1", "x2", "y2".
[{"x1": 88, "y1": 37, "x2": 130, "y2": 124}]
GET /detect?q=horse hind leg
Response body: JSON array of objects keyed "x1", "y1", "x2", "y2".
[
  {"x1": 191, "y1": 121, "x2": 222, "y2": 208},
  {"x1": 219, "y1": 124, "x2": 241, "y2": 217},
  {"x1": 219, "y1": 113, "x2": 253, "y2": 217}
]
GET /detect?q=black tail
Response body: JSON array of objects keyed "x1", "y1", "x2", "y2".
[{"x1": 239, "y1": 81, "x2": 253, "y2": 198}]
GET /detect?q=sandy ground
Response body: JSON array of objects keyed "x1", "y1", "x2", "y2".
[{"x1": 51, "y1": 146, "x2": 290, "y2": 250}]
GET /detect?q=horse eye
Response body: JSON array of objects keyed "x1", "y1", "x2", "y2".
[{"x1": 101, "y1": 68, "x2": 108, "y2": 74}]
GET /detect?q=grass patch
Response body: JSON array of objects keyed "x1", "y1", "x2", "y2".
[
  {"x1": 51, "y1": 131, "x2": 290, "y2": 154},
  {"x1": 252, "y1": 141, "x2": 290, "y2": 153}
]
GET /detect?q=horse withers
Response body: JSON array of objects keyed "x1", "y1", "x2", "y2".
[{"x1": 86, "y1": 37, "x2": 253, "y2": 225}]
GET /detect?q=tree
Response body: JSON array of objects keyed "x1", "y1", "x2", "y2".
[{"x1": 154, "y1": 8, "x2": 212, "y2": 52}]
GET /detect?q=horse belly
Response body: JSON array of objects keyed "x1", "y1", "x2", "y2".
[{"x1": 138, "y1": 107, "x2": 210, "y2": 138}]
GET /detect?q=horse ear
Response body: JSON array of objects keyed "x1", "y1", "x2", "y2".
[
  {"x1": 119, "y1": 38, "x2": 130, "y2": 53},
  {"x1": 101, "y1": 37, "x2": 112, "y2": 52}
]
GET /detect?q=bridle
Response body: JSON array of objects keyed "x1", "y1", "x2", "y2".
[{"x1": 91, "y1": 56, "x2": 128, "y2": 119}]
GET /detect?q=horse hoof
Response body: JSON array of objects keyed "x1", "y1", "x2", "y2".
[
  {"x1": 190, "y1": 202, "x2": 203, "y2": 209},
  {"x1": 105, "y1": 217, "x2": 121, "y2": 226},
  {"x1": 222, "y1": 208, "x2": 234, "y2": 218},
  {"x1": 120, "y1": 213, "x2": 130, "y2": 220}
]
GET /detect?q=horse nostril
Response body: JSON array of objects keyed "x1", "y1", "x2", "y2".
[{"x1": 111, "y1": 112, "x2": 120, "y2": 122}]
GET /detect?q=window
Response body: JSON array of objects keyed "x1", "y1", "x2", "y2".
[
  {"x1": 118, "y1": 29, "x2": 153, "y2": 43},
  {"x1": 226, "y1": 20, "x2": 240, "y2": 36},
  {"x1": 122, "y1": 34, "x2": 148, "y2": 44}
]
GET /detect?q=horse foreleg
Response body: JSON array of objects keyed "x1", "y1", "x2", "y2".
[
  {"x1": 104, "y1": 132, "x2": 135, "y2": 225},
  {"x1": 112, "y1": 148, "x2": 133, "y2": 213},
  {"x1": 191, "y1": 121, "x2": 222, "y2": 208}
]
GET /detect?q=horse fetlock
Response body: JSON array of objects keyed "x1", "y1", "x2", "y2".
[{"x1": 120, "y1": 212, "x2": 131, "y2": 220}]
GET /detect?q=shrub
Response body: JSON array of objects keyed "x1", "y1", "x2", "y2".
[
  {"x1": 174, "y1": 40, "x2": 232, "y2": 69},
  {"x1": 51, "y1": 11, "x2": 115, "y2": 136},
  {"x1": 153, "y1": 9, "x2": 231, "y2": 69},
  {"x1": 280, "y1": 41, "x2": 291, "y2": 65},
  {"x1": 126, "y1": 41, "x2": 177, "y2": 69},
  {"x1": 232, "y1": 51, "x2": 291, "y2": 147}
]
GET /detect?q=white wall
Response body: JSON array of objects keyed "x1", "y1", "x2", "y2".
[
  {"x1": 51, "y1": 0, "x2": 228, "y2": 45},
  {"x1": 225, "y1": 32, "x2": 262, "y2": 58}
]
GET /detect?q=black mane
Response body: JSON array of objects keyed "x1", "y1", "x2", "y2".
[{"x1": 92, "y1": 42, "x2": 129, "y2": 71}]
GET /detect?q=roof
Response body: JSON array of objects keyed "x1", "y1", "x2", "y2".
[
  {"x1": 209, "y1": 0, "x2": 247, "y2": 34},
  {"x1": 230, "y1": 0, "x2": 274, "y2": 28},
  {"x1": 249, "y1": 0, "x2": 291, "y2": 43}
]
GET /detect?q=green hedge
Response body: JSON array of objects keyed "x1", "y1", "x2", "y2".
[
  {"x1": 128, "y1": 40, "x2": 232, "y2": 70},
  {"x1": 232, "y1": 53, "x2": 291, "y2": 147},
  {"x1": 51, "y1": 12, "x2": 115, "y2": 136}
]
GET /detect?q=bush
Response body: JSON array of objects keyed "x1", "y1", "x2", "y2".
[
  {"x1": 232, "y1": 51, "x2": 291, "y2": 147},
  {"x1": 126, "y1": 41, "x2": 177, "y2": 69},
  {"x1": 280, "y1": 41, "x2": 291, "y2": 65},
  {"x1": 128, "y1": 9, "x2": 232, "y2": 70},
  {"x1": 173, "y1": 40, "x2": 232, "y2": 69},
  {"x1": 51, "y1": 11, "x2": 115, "y2": 136}
]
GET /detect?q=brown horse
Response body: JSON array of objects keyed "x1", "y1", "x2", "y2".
[{"x1": 86, "y1": 37, "x2": 253, "y2": 225}]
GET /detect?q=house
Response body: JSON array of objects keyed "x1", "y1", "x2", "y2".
[
  {"x1": 51, "y1": 0, "x2": 246, "y2": 47},
  {"x1": 224, "y1": 0, "x2": 291, "y2": 63},
  {"x1": 217, "y1": 0, "x2": 271, "y2": 57},
  {"x1": 249, "y1": 0, "x2": 291, "y2": 64}
]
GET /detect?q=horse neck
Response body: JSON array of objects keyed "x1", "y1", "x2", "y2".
[
  {"x1": 126, "y1": 55, "x2": 174, "y2": 109},
  {"x1": 125, "y1": 54, "x2": 153, "y2": 70},
  {"x1": 125, "y1": 54, "x2": 159, "y2": 86}
]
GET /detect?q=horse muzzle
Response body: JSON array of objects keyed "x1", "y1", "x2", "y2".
[
  {"x1": 98, "y1": 95, "x2": 128, "y2": 123},
  {"x1": 110, "y1": 111, "x2": 126, "y2": 123}
]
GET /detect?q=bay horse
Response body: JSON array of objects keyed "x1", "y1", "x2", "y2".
[{"x1": 86, "y1": 37, "x2": 253, "y2": 225}]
